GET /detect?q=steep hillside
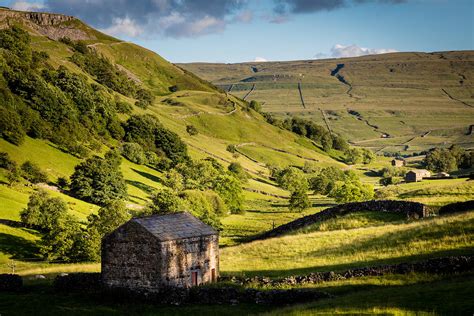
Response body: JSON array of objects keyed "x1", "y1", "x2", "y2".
[
  {"x1": 0, "y1": 7, "x2": 349, "y2": 266},
  {"x1": 180, "y1": 52, "x2": 474, "y2": 155}
]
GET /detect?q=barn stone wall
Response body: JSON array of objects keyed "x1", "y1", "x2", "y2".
[
  {"x1": 161, "y1": 234, "x2": 219, "y2": 288},
  {"x1": 101, "y1": 222, "x2": 164, "y2": 292}
]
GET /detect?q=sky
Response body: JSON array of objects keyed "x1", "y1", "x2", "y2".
[{"x1": 4, "y1": 0, "x2": 474, "y2": 63}]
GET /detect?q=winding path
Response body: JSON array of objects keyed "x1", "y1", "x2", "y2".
[{"x1": 243, "y1": 84, "x2": 256, "y2": 100}]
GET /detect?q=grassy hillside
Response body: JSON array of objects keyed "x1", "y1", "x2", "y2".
[{"x1": 180, "y1": 52, "x2": 474, "y2": 155}]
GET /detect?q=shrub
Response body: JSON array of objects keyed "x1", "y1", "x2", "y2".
[
  {"x1": 249, "y1": 100, "x2": 262, "y2": 112},
  {"x1": 228, "y1": 162, "x2": 248, "y2": 181},
  {"x1": 121, "y1": 142, "x2": 147, "y2": 164},
  {"x1": 0, "y1": 107, "x2": 25, "y2": 145},
  {"x1": 186, "y1": 125, "x2": 198, "y2": 136},
  {"x1": 20, "y1": 161, "x2": 48, "y2": 183},
  {"x1": 289, "y1": 188, "x2": 311, "y2": 212},
  {"x1": 213, "y1": 175, "x2": 244, "y2": 214},
  {"x1": 0, "y1": 152, "x2": 16, "y2": 170},
  {"x1": 226, "y1": 144, "x2": 237, "y2": 153}
]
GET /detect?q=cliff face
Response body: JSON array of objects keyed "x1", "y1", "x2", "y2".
[{"x1": 0, "y1": 8, "x2": 95, "y2": 40}]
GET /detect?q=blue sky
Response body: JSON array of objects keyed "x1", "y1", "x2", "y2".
[{"x1": 5, "y1": 0, "x2": 474, "y2": 63}]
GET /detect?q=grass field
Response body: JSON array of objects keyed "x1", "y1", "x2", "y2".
[{"x1": 180, "y1": 52, "x2": 474, "y2": 155}]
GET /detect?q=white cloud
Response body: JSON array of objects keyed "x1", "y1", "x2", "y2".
[
  {"x1": 330, "y1": 44, "x2": 398, "y2": 58},
  {"x1": 254, "y1": 57, "x2": 268, "y2": 62},
  {"x1": 11, "y1": 1, "x2": 45, "y2": 11},
  {"x1": 101, "y1": 17, "x2": 143, "y2": 37}
]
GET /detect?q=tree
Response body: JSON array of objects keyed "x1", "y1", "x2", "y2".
[
  {"x1": 276, "y1": 167, "x2": 308, "y2": 192},
  {"x1": 329, "y1": 181, "x2": 374, "y2": 203},
  {"x1": 21, "y1": 161, "x2": 48, "y2": 183},
  {"x1": 146, "y1": 187, "x2": 186, "y2": 215},
  {"x1": 361, "y1": 148, "x2": 376, "y2": 164},
  {"x1": 228, "y1": 162, "x2": 248, "y2": 182},
  {"x1": 163, "y1": 169, "x2": 185, "y2": 192},
  {"x1": 20, "y1": 189, "x2": 68, "y2": 230},
  {"x1": 424, "y1": 147, "x2": 462, "y2": 172},
  {"x1": 213, "y1": 175, "x2": 244, "y2": 214},
  {"x1": 79, "y1": 200, "x2": 131, "y2": 261},
  {"x1": 289, "y1": 188, "x2": 311, "y2": 212},
  {"x1": 344, "y1": 148, "x2": 363, "y2": 165},
  {"x1": 121, "y1": 142, "x2": 147, "y2": 164},
  {"x1": 0, "y1": 107, "x2": 26, "y2": 145},
  {"x1": 332, "y1": 135, "x2": 349, "y2": 152},
  {"x1": 181, "y1": 190, "x2": 223, "y2": 229},
  {"x1": 70, "y1": 151, "x2": 127, "y2": 205}
]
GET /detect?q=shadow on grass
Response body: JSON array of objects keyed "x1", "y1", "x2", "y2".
[
  {"x1": 0, "y1": 233, "x2": 39, "y2": 260},
  {"x1": 126, "y1": 180, "x2": 156, "y2": 195},
  {"x1": 131, "y1": 168, "x2": 162, "y2": 184}
]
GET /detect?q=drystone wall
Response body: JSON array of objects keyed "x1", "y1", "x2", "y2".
[
  {"x1": 223, "y1": 255, "x2": 474, "y2": 287},
  {"x1": 438, "y1": 200, "x2": 474, "y2": 216},
  {"x1": 256, "y1": 200, "x2": 430, "y2": 240}
]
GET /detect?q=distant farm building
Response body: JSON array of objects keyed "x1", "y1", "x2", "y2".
[
  {"x1": 434, "y1": 172, "x2": 450, "y2": 179},
  {"x1": 405, "y1": 169, "x2": 431, "y2": 182},
  {"x1": 102, "y1": 212, "x2": 219, "y2": 293},
  {"x1": 391, "y1": 158, "x2": 406, "y2": 167}
]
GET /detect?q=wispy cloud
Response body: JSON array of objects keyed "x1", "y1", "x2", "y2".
[
  {"x1": 330, "y1": 43, "x2": 398, "y2": 57},
  {"x1": 11, "y1": 1, "x2": 45, "y2": 11}
]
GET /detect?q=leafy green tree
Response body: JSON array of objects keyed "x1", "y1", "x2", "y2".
[
  {"x1": 213, "y1": 175, "x2": 244, "y2": 214},
  {"x1": 277, "y1": 167, "x2": 308, "y2": 192},
  {"x1": 332, "y1": 135, "x2": 349, "y2": 151},
  {"x1": 289, "y1": 188, "x2": 311, "y2": 212},
  {"x1": 0, "y1": 107, "x2": 25, "y2": 145},
  {"x1": 155, "y1": 127, "x2": 188, "y2": 165},
  {"x1": 181, "y1": 190, "x2": 223, "y2": 229},
  {"x1": 79, "y1": 200, "x2": 131, "y2": 261},
  {"x1": 121, "y1": 142, "x2": 147, "y2": 164},
  {"x1": 329, "y1": 181, "x2": 374, "y2": 203},
  {"x1": 163, "y1": 169, "x2": 185, "y2": 192},
  {"x1": 361, "y1": 148, "x2": 376, "y2": 164},
  {"x1": 21, "y1": 161, "x2": 48, "y2": 183},
  {"x1": 424, "y1": 147, "x2": 461, "y2": 172},
  {"x1": 344, "y1": 148, "x2": 363, "y2": 165},
  {"x1": 40, "y1": 218, "x2": 79, "y2": 262},
  {"x1": 228, "y1": 162, "x2": 248, "y2": 182},
  {"x1": 20, "y1": 190, "x2": 68, "y2": 231},
  {"x1": 70, "y1": 151, "x2": 127, "y2": 205},
  {"x1": 0, "y1": 152, "x2": 15, "y2": 170},
  {"x1": 146, "y1": 187, "x2": 186, "y2": 215}
]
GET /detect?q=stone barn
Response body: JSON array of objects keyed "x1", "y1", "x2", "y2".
[
  {"x1": 391, "y1": 158, "x2": 406, "y2": 167},
  {"x1": 405, "y1": 169, "x2": 431, "y2": 182},
  {"x1": 101, "y1": 212, "x2": 219, "y2": 293}
]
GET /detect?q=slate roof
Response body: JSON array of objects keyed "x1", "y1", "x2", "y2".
[{"x1": 132, "y1": 212, "x2": 217, "y2": 241}]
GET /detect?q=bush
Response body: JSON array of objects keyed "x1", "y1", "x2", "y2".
[
  {"x1": 121, "y1": 142, "x2": 147, "y2": 164},
  {"x1": 249, "y1": 100, "x2": 262, "y2": 112},
  {"x1": 186, "y1": 125, "x2": 198, "y2": 136},
  {"x1": 0, "y1": 107, "x2": 25, "y2": 145},
  {"x1": 213, "y1": 175, "x2": 244, "y2": 214},
  {"x1": 226, "y1": 144, "x2": 237, "y2": 153},
  {"x1": 20, "y1": 161, "x2": 48, "y2": 183},
  {"x1": 0, "y1": 152, "x2": 16, "y2": 170},
  {"x1": 228, "y1": 162, "x2": 248, "y2": 181},
  {"x1": 0, "y1": 274, "x2": 23, "y2": 292}
]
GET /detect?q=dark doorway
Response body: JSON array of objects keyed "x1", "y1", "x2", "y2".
[
  {"x1": 211, "y1": 268, "x2": 216, "y2": 282},
  {"x1": 192, "y1": 271, "x2": 198, "y2": 286}
]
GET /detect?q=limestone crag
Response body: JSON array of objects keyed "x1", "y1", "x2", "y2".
[{"x1": 0, "y1": 9, "x2": 94, "y2": 40}]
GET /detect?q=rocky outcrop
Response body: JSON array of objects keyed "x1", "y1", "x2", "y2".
[
  {"x1": 255, "y1": 200, "x2": 431, "y2": 240},
  {"x1": 0, "y1": 9, "x2": 94, "y2": 40}
]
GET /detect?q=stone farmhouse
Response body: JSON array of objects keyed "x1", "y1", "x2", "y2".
[
  {"x1": 405, "y1": 169, "x2": 431, "y2": 182},
  {"x1": 102, "y1": 212, "x2": 219, "y2": 293}
]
